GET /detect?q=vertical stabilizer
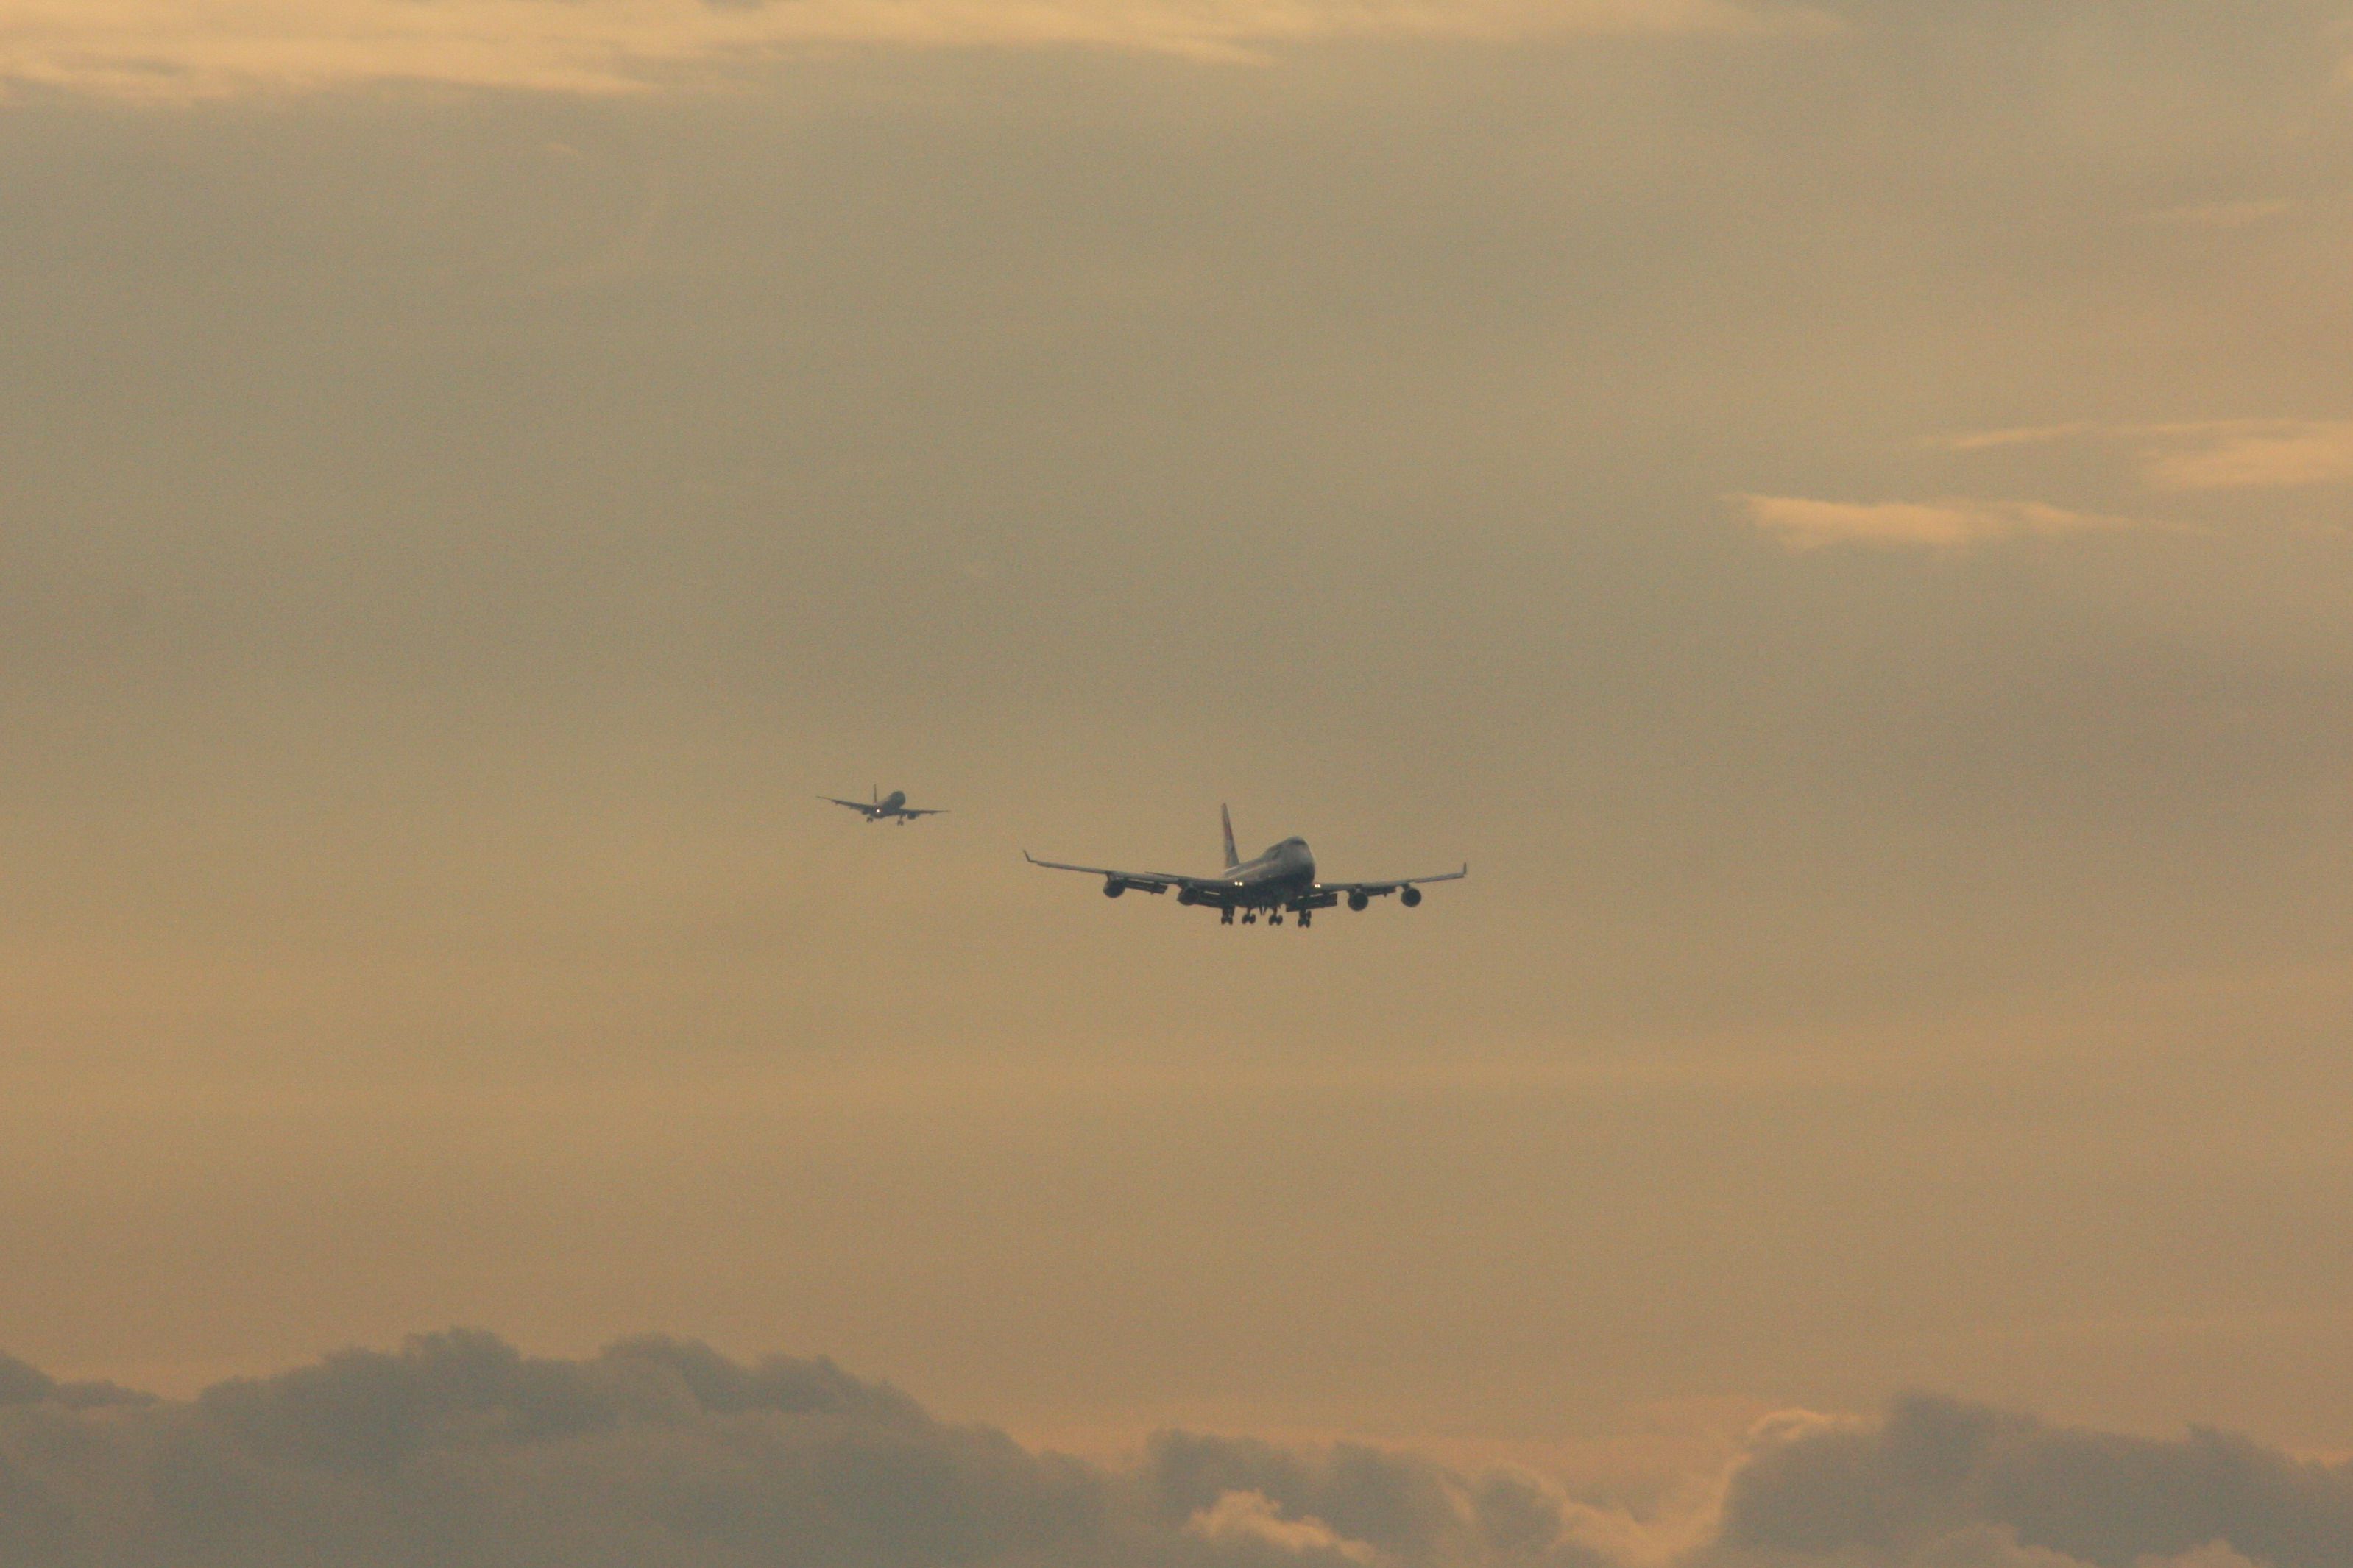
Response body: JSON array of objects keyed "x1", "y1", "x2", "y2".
[{"x1": 1221, "y1": 803, "x2": 1240, "y2": 870}]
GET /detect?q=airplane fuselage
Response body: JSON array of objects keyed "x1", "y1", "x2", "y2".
[{"x1": 1214, "y1": 837, "x2": 1317, "y2": 907}]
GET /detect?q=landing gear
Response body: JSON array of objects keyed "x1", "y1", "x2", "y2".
[
  {"x1": 1297, "y1": 909, "x2": 1312, "y2": 929},
  {"x1": 1220, "y1": 908, "x2": 1234, "y2": 926},
  {"x1": 1268, "y1": 910, "x2": 1284, "y2": 926},
  {"x1": 1242, "y1": 910, "x2": 1256, "y2": 924}
]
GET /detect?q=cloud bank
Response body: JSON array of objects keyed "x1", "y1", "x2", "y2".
[
  {"x1": 0, "y1": 0, "x2": 1828, "y2": 102},
  {"x1": 1, "y1": 1335, "x2": 2349, "y2": 1567}
]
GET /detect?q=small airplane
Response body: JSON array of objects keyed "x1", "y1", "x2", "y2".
[
  {"x1": 821, "y1": 787, "x2": 948, "y2": 826},
  {"x1": 1025, "y1": 805, "x2": 1464, "y2": 928}
]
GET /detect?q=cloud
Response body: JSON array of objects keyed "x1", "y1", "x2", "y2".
[
  {"x1": 1939, "y1": 421, "x2": 2353, "y2": 492},
  {"x1": 1731, "y1": 494, "x2": 2129, "y2": 552},
  {"x1": 1708, "y1": 1393, "x2": 2353, "y2": 1568},
  {"x1": 2135, "y1": 200, "x2": 2292, "y2": 230},
  {"x1": 0, "y1": 1339, "x2": 2346, "y2": 1568},
  {"x1": 0, "y1": 1332, "x2": 1628, "y2": 1568},
  {"x1": 2135, "y1": 423, "x2": 2353, "y2": 492},
  {"x1": 1185, "y1": 1490, "x2": 1379, "y2": 1563},
  {"x1": 0, "y1": 0, "x2": 1833, "y2": 103}
]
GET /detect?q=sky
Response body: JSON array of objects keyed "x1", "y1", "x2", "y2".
[{"x1": 4, "y1": 3, "x2": 2353, "y2": 1562}]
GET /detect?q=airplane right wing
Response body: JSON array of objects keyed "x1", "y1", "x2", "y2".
[
  {"x1": 1022, "y1": 852, "x2": 1203, "y2": 896},
  {"x1": 1312, "y1": 865, "x2": 1468, "y2": 905},
  {"x1": 821, "y1": 796, "x2": 877, "y2": 812}
]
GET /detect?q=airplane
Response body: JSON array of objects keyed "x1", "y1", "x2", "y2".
[
  {"x1": 1025, "y1": 805, "x2": 1465, "y2": 928},
  {"x1": 821, "y1": 787, "x2": 948, "y2": 826}
]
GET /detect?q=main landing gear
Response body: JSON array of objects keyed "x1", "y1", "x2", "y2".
[
  {"x1": 1226, "y1": 905, "x2": 1312, "y2": 928},
  {"x1": 1223, "y1": 907, "x2": 1317, "y2": 931}
]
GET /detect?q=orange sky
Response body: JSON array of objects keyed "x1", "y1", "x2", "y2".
[{"x1": 4, "y1": 0, "x2": 2353, "y2": 1473}]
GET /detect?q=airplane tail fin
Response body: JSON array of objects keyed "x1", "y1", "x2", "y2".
[{"x1": 1221, "y1": 803, "x2": 1239, "y2": 870}]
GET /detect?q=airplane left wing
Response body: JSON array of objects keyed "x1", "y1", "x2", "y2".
[{"x1": 1314, "y1": 865, "x2": 1468, "y2": 901}]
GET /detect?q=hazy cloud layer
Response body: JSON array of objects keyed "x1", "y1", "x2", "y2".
[
  {"x1": 0, "y1": 0, "x2": 1825, "y2": 101},
  {"x1": 0, "y1": 1338, "x2": 2347, "y2": 1568}
]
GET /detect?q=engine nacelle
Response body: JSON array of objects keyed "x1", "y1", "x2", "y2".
[
  {"x1": 1347, "y1": 891, "x2": 1370, "y2": 912},
  {"x1": 1400, "y1": 885, "x2": 1423, "y2": 907},
  {"x1": 1103, "y1": 879, "x2": 1127, "y2": 898},
  {"x1": 1175, "y1": 887, "x2": 1200, "y2": 906}
]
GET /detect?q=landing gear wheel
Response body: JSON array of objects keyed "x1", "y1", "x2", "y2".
[
  {"x1": 1298, "y1": 910, "x2": 1312, "y2": 928},
  {"x1": 1220, "y1": 908, "x2": 1234, "y2": 926}
]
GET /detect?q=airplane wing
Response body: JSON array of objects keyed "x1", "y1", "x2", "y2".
[
  {"x1": 899, "y1": 808, "x2": 949, "y2": 817},
  {"x1": 1022, "y1": 852, "x2": 1200, "y2": 895},
  {"x1": 820, "y1": 796, "x2": 877, "y2": 812},
  {"x1": 1314, "y1": 865, "x2": 1468, "y2": 898}
]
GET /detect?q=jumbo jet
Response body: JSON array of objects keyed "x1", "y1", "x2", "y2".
[
  {"x1": 821, "y1": 787, "x2": 948, "y2": 825},
  {"x1": 1025, "y1": 806, "x2": 1464, "y2": 927}
]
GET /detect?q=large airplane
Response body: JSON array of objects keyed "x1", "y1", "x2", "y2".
[
  {"x1": 1025, "y1": 806, "x2": 1465, "y2": 927},
  {"x1": 821, "y1": 787, "x2": 948, "y2": 826}
]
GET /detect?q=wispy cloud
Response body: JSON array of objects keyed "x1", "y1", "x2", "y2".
[
  {"x1": 1186, "y1": 1490, "x2": 1380, "y2": 1563},
  {"x1": 1732, "y1": 494, "x2": 2129, "y2": 552},
  {"x1": 0, "y1": 0, "x2": 1834, "y2": 103},
  {"x1": 2139, "y1": 421, "x2": 2353, "y2": 491},
  {"x1": 1938, "y1": 419, "x2": 2353, "y2": 492},
  {"x1": 2137, "y1": 199, "x2": 2292, "y2": 230}
]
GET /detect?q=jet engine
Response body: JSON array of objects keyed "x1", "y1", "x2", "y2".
[
  {"x1": 1400, "y1": 886, "x2": 1423, "y2": 907},
  {"x1": 1347, "y1": 891, "x2": 1370, "y2": 912},
  {"x1": 1103, "y1": 879, "x2": 1126, "y2": 898}
]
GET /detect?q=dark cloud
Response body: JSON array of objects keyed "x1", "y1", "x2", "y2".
[
  {"x1": 0, "y1": 1354, "x2": 51, "y2": 1408},
  {"x1": 0, "y1": 1340, "x2": 2343, "y2": 1568},
  {"x1": 0, "y1": 1333, "x2": 1103, "y2": 1568},
  {"x1": 1712, "y1": 1394, "x2": 2353, "y2": 1567}
]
